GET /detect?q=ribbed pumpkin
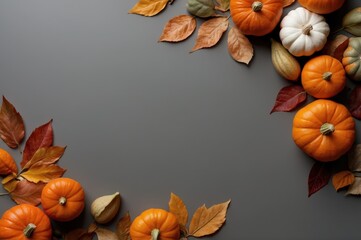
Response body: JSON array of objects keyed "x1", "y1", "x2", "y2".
[
  {"x1": 0, "y1": 148, "x2": 17, "y2": 175},
  {"x1": 298, "y1": 0, "x2": 345, "y2": 14},
  {"x1": 342, "y1": 37, "x2": 361, "y2": 81},
  {"x1": 130, "y1": 208, "x2": 180, "y2": 240},
  {"x1": 230, "y1": 0, "x2": 283, "y2": 36},
  {"x1": 301, "y1": 55, "x2": 346, "y2": 98},
  {"x1": 0, "y1": 204, "x2": 52, "y2": 240},
  {"x1": 292, "y1": 99, "x2": 355, "y2": 162}
]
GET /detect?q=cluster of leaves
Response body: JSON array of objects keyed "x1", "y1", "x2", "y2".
[
  {"x1": 65, "y1": 193, "x2": 231, "y2": 240},
  {"x1": 0, "y1": 96, "x2": 66, "y2": 205}
]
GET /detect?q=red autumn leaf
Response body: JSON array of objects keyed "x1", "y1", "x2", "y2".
[
  {"x1": 23, "y1": 146, "x2": 66, "y2": 170},
  {"x1": 10, "y1": 179, "x2": 46, "y2": 205},
  {"x1": 308, "y1": 162, "x2": 331, "y2": 197},
  {"x1": 21, "y1": 120, "x2": 54, "y2": 168},
  {"x1": 0, "y1": 96, "x2": 25, "y2": 149},
  {"x1": 322, "y1": 34, "x2": 349, "y2": 61},
  {"x1": 332, "y1": 170, "x2": 355, "y2": 191},
  {"x1": 270, "y1": 85, "x2": 307, "y2": 113},
  {"x1": 349, "y1": 85, "x2": 361, "y2": 120}
]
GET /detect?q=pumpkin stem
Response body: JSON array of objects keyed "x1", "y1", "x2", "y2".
[
  {"x1": 23, "y1": 223, "x2": 36, "y2": 238},
  {"x1": 323, "y1": 72, "x2": 332, "y2": 80},
  {"x1": 302, "y1": 24, "x2": 313, "y2": 35},
  {"x1": 151, "y1": 229, "x2": 160, "y2": 240},
  {"x1": 320, "y1": 123, "x2": 335, "y2": 135},
  {"x1": 59, "y1": 196, "x2": 67, "y2": 206},
  {"x1": 252, "y1": 1, "x2": 263, "y2": 12}
]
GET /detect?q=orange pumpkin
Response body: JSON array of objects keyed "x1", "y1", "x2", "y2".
[
  {"x1": 130, "y1": 208, "x2": 180, "y2": 240},
  {"x1": 230, "y1": 0, "x2": 283, "y2": 36},
  {"x1": 298, "y1": 0, "x2": 345, "y2": 14},
  {"x1": 0, "y1": 204, "x2": 52, "y2": 240},
  {"x1": 41, "y1": 177, "x2": 85, "y2": 222},
  {"x1": 292, "y1": 99, "x2": 355, "y2": 162},
  {"x1": 0, "y1": 148, "x2": 17, "y2": 175},
  {"x1": 301, "y1": 55, "x2": 346, "y2": 98}
]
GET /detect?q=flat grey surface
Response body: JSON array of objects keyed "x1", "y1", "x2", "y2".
[{"x1": 0, "y1": 1, "x2": 361, "y2": 239}]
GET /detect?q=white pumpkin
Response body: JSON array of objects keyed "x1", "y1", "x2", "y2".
[{"x1": 279, "y1": 7, "x2": 330, "y2": 57}]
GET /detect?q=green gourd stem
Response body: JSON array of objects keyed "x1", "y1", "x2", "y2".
[
  {"x1": 252, "y1": 1, "x2": 263, "y2": 12},
  {"x1": 151, "y1": 229, "x2": 160, "y2": 240},
  {"x1": 302, "y1": 24, "x2": 313, "y2": 35},
  {"x1": 23, "y1": 223, "x2": 36, "y2": 238},
  {"x1": 320, "y1": 123, "x2": 335, "y2": 135},
  {"x1": 59, "y1": 196, "x2": 67, "y2": 206},
  {"x1": 323, "y1": 72, "x2": 332, "y2": 80}
]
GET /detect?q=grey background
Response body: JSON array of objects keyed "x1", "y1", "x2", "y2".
[{"x1": 0, "y1": 1, "x2": 360, "y2": 239}]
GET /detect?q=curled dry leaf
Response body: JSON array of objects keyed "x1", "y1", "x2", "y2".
[
  {"x1": 215, "y1": 0, "x2": 230, "y2": 12},
  {"x1": 128, "y1": 0, "x2": 169, "y2": 17},
  {"x1": 169, "y1": 192, "x2": 188, "y2": 227},
  {"x1": 188, "y1": 200, "x2": 231, "y2": 237},
  {"x1": 322, "y1": 34, "x2": 349, "y2": 61},
  {"x1": 308, "y1": 162, "x2": 331, "y2": 197},
  {"x1": 227, "y1": 27, "x2": 253, "y2": 64},
  {"x1": 332, "y1": 171, "x2": 355, "y2": 191},
  {"x1": 191, "y1": 17, "x2": 229, "y2": 52},
  {"x1": 159, "y1": 15, "x2": 196, "y2": 42},
  {"x1": 283, "y1": 0, "x2": 295, "y2": 7},
  {"x1": 270, "y1": 85, "x2": 307, "y2": 113},
  {"x1": 346, "y1": 177, "x2": 361, "y2": 195},
  {"x1": 10, "y1": 179, "x2": 46, "y2": 205},
  {"x1": 116, "y1": 212, "x2": 131, "y2": 240},
  {"x1": 348, "y1": 85, "x2": 361, "y2": 120},
  {"x1": 0, "y1": 96, "x2": 25, "y2": 149},
  {"x1": 20, "y1": 164, "x2": 66, "y2": 184},
  {"x1": 348, "y1": 144, "x2": 361, "y2": 172},
  {"x1": 95, "y1": 227, "x2": 119, "y2": 240}
]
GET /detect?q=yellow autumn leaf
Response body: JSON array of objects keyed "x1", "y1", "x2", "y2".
[
  {"x1": 21, "y1": 164, "x2": 66, "y2": 183},
  {"x1": 188, "y1": 199, "x2": 231, "y2": 237},
  {"x1": 129, "y1": 0, "x2": 169, "y2": 17},
  {"x1": 169, "y1": 192, "x2": 188, "y2": 227}
]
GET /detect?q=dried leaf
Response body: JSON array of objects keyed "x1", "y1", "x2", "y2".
[
  {"x1": 23, "y1": 146, "x2": 66, "y2": 170},
  {"x1": 1, "y1": 173, "x2": 18, "y2": 193},
  {"x1": 10, "y1": 179, "x2": 45, "y2": 205},
  {"x1": 0, "y1": 96, "x2": 25, "y2": 149},
  {"x1": 332, "y1": 171, "x2": 355, "y2": 191},
  {"x1": 159, "y1": 15, "x2": 196, "y2": 42},
  {"x1": 129, "y1": 0, "x2": 169, "y2": 17},
  {"x1": 95, "y1": 227, "x2": 119, "y2": 240},
  {"x1": 348, "y1": 85, "x2": 361, "y2": 120},
  {"x1": 188, "y1": 200, "x2": 231, "y2": 237},
  {"x1": 65, "y1": 228, "x2": 93, "y2": 240},
  {"x1": 322, "y1": 34, "x2": 349, "y2": 61},
  {"x1": 308, "y1": 162, "x2": 331, "y2": 197},
  {"x1": 283, "y1": 0, "x2": 295, "y2": 7},
  {"x1": 191, "y1": 17, "x2": 229, "y2": 52},
  {"x1": 348, "y1": 144, "x2": 361, "y2": 172},
  {"x1": 342, "y1": 7, "x2": 361, "y2": 36},
  {"x1": 346, "y1": 177, "x2": 361, "y2": 195},
  {"x1": 270, "y1": 85, "x2": 307, "y2": 113},
  {"x1": 227, "y1": 27, "x2": 253, "y2": 64},
  {"x1": 21, "y1": 164, "x2": 66, "y2": 183},
  {"x1": 21, "y1": 120, "x2": 54, "y2": 168},
  {"x1": 169, "y1": 192, "x2": 188, "y2": 227},
  {"x1": 116, "y1": 212, "x2": 131, "y2": 240},
  {"x1": 215, "y1": 0, "x2": 230, "y2": 12}
]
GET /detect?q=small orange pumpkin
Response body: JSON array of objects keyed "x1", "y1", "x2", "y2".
[
  {"x1": 298, "y1": 0, "x2": 345, "y2": 14},
  {"x1": 230, "y1": 0, "x2": 283, "y2": 36},
  {"x1": 41, "y1": 177, "x2": 85, "y2": 222},
  {"x1": 130, "y1": 208, "x2": 180, "y2": 240},
  {"x1": 301, "y1": 55, "x2": 346, "y2": 99},
  {"x1": 0, "y1": 148, "x2": 17, "y2": 175},
  {"x1": 0, "y1": 204, "x2": 52, "y2": 240},
  {"x1": 292, "y1": 99, "x2": 355, "y2": 162}
]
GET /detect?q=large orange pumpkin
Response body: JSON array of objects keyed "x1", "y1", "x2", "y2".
[
  {"x1": 292, "y1": 99, "x2": 355, "y2": 162},
  {"x1": 0, "y1": 204, "x2": 52, "y2": 240},
  {"x1": 230, "y1": 0, "x2": 283, "y2": 36},
  {"x1": 298, "y1": 0, "x2": 345, "y2": 14}
]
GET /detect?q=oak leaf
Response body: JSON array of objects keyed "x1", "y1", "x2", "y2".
[
  {"x1": 169, "y1": 192, "x2": 188, "y2": 227},
  {"x1": 21, "y1": 164, "x2": 66, "y2": 184},
  {"x1": 10, "y1": 179, "x2": 45, "y2": 205},
  {"x1": 95, "y1": 227, "x2": 119, "y2": 240},
  {"x1": 322, "y1": 34, "x2": 349, "y2": 61},
  {"x1": 332, "y1": 171, "x2": 355, "y2": 191},
  {"x1": 227, "y1": 27, "x2": 253, "y2": 64},
  {"x1": 129, "y1": 0, "x2": 169, "y2": 17},
  {"x1": 116, "y1": 212, "x2": 131, "y2": 240},
  {"x1": 0, "y1": 96, "x2": 25, "y2": 149},
  {"x1": 215, "y1": 0, "x2": 230, "y2": 12},
  {"x1": 348, "y1": 85, "x2": 361, "y2": 120},
  {"x1": 270, "y1": 85, "x2": 307, "y2": 113},
  {"x1": 283, "y1": 0, "x2": 295, "y2": 7},
  {"x1": 346, "y1": 177, "x2": 361, "y2": 195},
  {"x1": 308, "y1": 162, "x2": 331, "y2": 197},
  {"x1": 191, "y1": 17, "x2": 229, "y2": 52},
  {"x1": 22, "y1": 146, "x2": 66, "y2": 170},
  {"x1": 159, "y1": 15, "x2": 196, "y2": 42},
  {"x1": 348, "y1": 144, "x2": 361, "y2": 172},
  {"x1": 188, "y1": 200, "x2": 230, "y2": 237},
  {"x1": 21, "y1": 120, "x2": 54, "y2": 168}
]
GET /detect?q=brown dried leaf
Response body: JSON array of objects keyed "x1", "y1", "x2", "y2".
[
  {"x1": 10, "y1": 179, "x2": 45, "y2": 205},
  {"x1": 322, "y1": 34, "x2": 349, "y2": 61},
  {"x1": 332, "y1": 171, "x2": 355, "y2": 191},
  {"x1": 116, "y1": 212, "x2": 131, "y2": 240},
  {"x1": 159, "y1": 15, "x2": 196, "y2": 42},
  {"x1": 215, "y1": 0, "x2": 230, "y2": 12},
  {"x1": 348, "y1": 144, "x2": 361, "y2": 172},
  {"x1": 188, "y1": 200, "x2": 231, "y2": 237},
  {"x1": 95, "y1": 227, "x2": 119, "y2": 240},
  {"x1": 191, "y1": 17, "x2": 229, "y2": 52},
  {"x1": 21, "y1": 164, "x2": 66, "y2": 184},
  {"x1": 23, "y1": 146, "x2": 66, "y2": 170},
  {"x1": 270, "y1": 85, "x2": 307, "y2": 113},
  {"x1": 1, "y1": 173, "x2": 18, "y2": 193},
  {"x1": 348, "y1": 85, "x2": 361, "y2": 120},
  {"x1": 227, "y1": 27, "x2": 253, "y2": 64},
  {"x1": 64, "y1": 228, "x2": 93, "y2": 240},
  {"x1": 346, "y1": 177, "x2": 361, "y2": 195},
  {"x1": 283, "y1": 0, "x2": 295, "y2": 7},
  {"x1": 169, "y1": 192, "x2": 188, "y2": 227},
  {"x1": 129, "y1": 0, "x2": 169, "y2": 17},
  {"x1": 21, "y1": 120, "x2": 54, "y2": 168},
  {"x1": 0, "y1": 96, "x2": 25, "y2": 149}
]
